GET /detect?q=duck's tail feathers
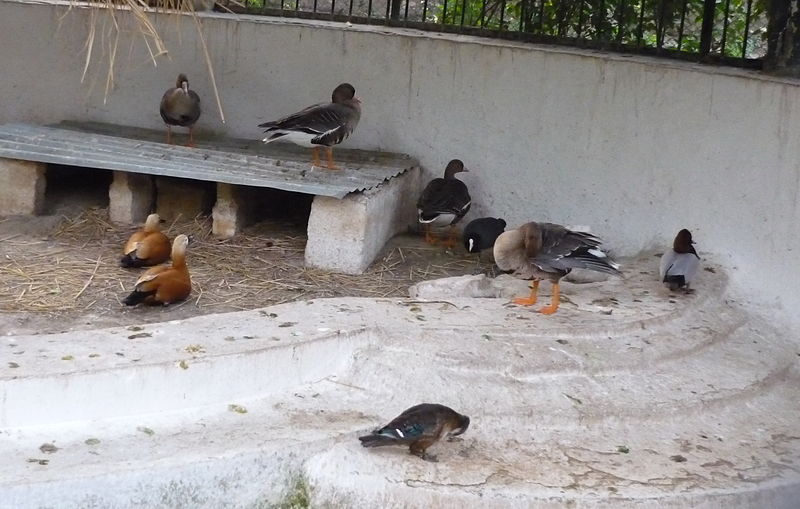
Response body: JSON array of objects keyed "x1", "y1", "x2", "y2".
[
  {"x1": 123, "y1": 289, "x2": 156, "y2": 306},
  {"x1": 261, "y1": 132, "x2": 287, "y2": 144},
  {"x1": 359, "y1": 433, "x2": 400, "y2": 448},
  {"x1": 663, "y1": 275, "x2": 686, "y2": 290},
  {"x1": 120, "y1": 254, "x2": 145, "y2": 268},
  {"x1": 563, "y1": 247, "x2": 622, "y2": 276}
]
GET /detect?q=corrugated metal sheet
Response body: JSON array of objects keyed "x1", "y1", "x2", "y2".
[{"x1": 0, "y1": 122, "x2": 417, "y2": 199}]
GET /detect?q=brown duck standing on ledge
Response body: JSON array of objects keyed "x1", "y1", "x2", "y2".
[
  {"x1": 160, "y1": 73, "x2": 201, "y2": 147},
  {"x1": 120, "y1": 213, "x2": 171, "y2": 268},
  {"x1": 417, "y1": 159, "x2": 471, "y2": 248},
  {"x1": 123, "y1": 235, "x2": 192, "y2": 306},
  {"x1": 259, "y1": 83, "x2": 361, "y2": 170},
  {"x1": 494, "y1": 222, "x2": 621, "y2": 314},
  {"x1": 358, "y1": 403, "x2": 470, "y2": 462}
]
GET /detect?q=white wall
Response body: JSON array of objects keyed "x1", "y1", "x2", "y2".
[{"x1": 2, "y1": 0, "x2": 799, "y2": 318}]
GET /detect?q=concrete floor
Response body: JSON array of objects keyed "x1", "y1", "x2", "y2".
[{"x1": 1, "y1": 254, "x2": 799, "y2": 508}]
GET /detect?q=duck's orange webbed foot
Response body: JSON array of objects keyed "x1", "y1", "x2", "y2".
[
  {"x1": 441, "y1": 226, "x2": 458, "y2": 249},
  {"x1": 512, "y1": 281, "x2": 539, "y2": 306},
  {"x1": 311, "y1": 147, "x2": 321, "y2": 167},
  {"x1": 423, "y1": 224, "x2": 438, "y2": 244},
  {"x1": 186, "y1": 127, "x2": 196, "y2": 148}
]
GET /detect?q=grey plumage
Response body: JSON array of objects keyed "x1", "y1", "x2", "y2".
[
  {"x1": 494, "y1": 222, "x2": 621, "y2": 282},
  {"x1": 660, "y1": 229, "x2": 700, "y2": 290},
  {"x1": 258, "y1": 83, "x2": 361, "y2": 148}
]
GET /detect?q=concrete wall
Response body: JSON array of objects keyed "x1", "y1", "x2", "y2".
[{"x1": 1, "y1": 0, "x2": 799, "y2": 318}]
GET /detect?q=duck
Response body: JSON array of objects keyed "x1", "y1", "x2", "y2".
[
  {"x1": 494, "y1": 222, "x2": 621, "y2": 314},
  {"x1": 463, "y1": 217, "x2": 506, "y2": 255},
  {"x1": 417, "y1": 160, "x2": 471, "y2": 248},
  {"x1": 358, "y1": 403, "x2": 470, "y2": 462},
  {"x1": 160, "y1": 73, "x2": 201, "y2": 147},
  {"x1": 259, "y1": 83, "x2": 361, "y2": 170},
  {"x1": 120, "y1": 213, "x2": 171, "y2": 268},
  {"x1": 123, "y1": 234, "x2": 192, "y2": 306},
  {"x1": 659, "y1": 229, "x2": 700, "y2": 292}
]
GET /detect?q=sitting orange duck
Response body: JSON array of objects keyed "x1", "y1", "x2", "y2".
[
  {"x1": 120, "y1": 213, "x2": 171, "y2": 268},
  {"x1": 123, "y1": 234, "x2": 192, "y2": 306}
]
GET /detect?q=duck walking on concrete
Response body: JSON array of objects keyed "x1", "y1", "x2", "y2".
[
  {"x1": 659, "y1": 229, "x2": 700, "y2": 292},
  {"x1": 359, "y1": 403, "x2": 470, "y2": 462},
  {"x1": 259, "y1": 83, "x2": 361, "y2": 170},
  {"x1": 494, "y1": 222, "x2": 621, "y2": 314},
  {"x1": 160, "y1": 73, "x2": 201, "y2": 147},
  {"x1": 417, "y1": 159, "x2": 471, "y2": 248}
]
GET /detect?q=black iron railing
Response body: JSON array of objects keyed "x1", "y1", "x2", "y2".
[{"x1": 219, "y1": 0, "x2": 767, "y2": 67}]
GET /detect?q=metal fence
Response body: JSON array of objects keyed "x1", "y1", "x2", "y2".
[{"x1": 219, "y1": 0, "x2": 767, "y2": 67}]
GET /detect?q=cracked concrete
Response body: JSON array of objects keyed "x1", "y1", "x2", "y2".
[{"x1": 1, "y1": 254, "x2": 799, "y2": 508}]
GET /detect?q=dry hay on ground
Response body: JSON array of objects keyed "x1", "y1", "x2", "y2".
[{"x1": 0, "y1": 208, "x2": 488, "y2": 325}]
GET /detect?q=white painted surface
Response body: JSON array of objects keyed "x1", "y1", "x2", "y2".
[
  {"x1": 1, "y1": 1, "x2": 797, "y2": 320},
  {"x1": 2, "y1": 256, "x2": 800, "y2": 507},
  {"x1": 305, "y1": 167, "x2": 421, "y2": 273}
]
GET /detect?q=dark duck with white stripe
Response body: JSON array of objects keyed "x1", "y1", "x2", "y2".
[
  {"x1": 463, "y1": 217, "x2": 506, "y2": 255},
  {"x1": 494, "y1": 222, "x2": 622, "y2": 314},
  {"x1": 259, "y1": 83, "x2": 361, "y2": 170},
  {"x1": 659, "y1": 229, "x2": 700, "y2": 292},
  {"x1": 417, "y1": 159, "x2": 471, "y2": 248},
  {"x1": 358, "y1": 403, "x2": 470, "y2": 462},
  {"x1": 160, "y1": 73, "x2": 201, "y2": 147}
]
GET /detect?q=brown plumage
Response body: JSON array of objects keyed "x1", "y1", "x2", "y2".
[
  {"x1": 123, "y1": 235, "x2": 191, "y2": 306},
  {"x1": 120, "y1": 214, "x2": 171, "y2": 268},
  {"x1": 494, "y1": 222, "x2": 621, "y2": 314},
  {"x1": 358, "y1": 403, "x2": 470, "y2": 462},
  {"x1": 160, "y1": 73, "x2": 201, "y2": 147}
]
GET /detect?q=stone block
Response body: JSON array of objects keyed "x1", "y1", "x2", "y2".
[
  {"x1": 0, "y1": 158, "x2": 46, "y2": 215},
  {"x1": 108, "y1": 171, "x2": 155, "y2": 224},
  {"x1": 155, "y1": 176, "x2": 215, "y2": 221},
  {"x1": 305, "y1": 167, "x2": 421, "y2": 274},
  {"x1": 211, "y1": 183, "x2": 259, "y2": 238}
]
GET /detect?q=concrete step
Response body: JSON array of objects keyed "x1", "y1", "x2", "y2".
[{"x1": 2, "y1": 254, "x2": 798, "y2": 508}]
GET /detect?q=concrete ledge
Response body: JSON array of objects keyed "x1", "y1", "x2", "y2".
[
  {"x1": 211, "y1": 182, "x2": 260, "y2": 238},
  {"x1": 108, "y1": 170, "x2": 154, "y2": 224},
  {"x1": 0, "y1": 158, "x2": 45, "y2": 215},
  {"x1": 305, "y1": 167, "x2": 421, "y2": 274}
]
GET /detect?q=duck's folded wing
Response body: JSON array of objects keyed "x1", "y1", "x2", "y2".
[
  {"x1": 417, "y1": 180, "x2": 471, "y2": 215},
  {"x1": 259, "y1": 103, "x2": 355, "y2": 142},
  {"x1": 134, "y1": 266, "x2": 170, "y2": 288},
  {"x1": 530, "y1": 223, "x2": 617, "y2": 274}
]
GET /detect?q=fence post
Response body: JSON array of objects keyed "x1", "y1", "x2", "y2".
[{"x1": 699, "y1": 0, "x2": 716, "y2": 55}]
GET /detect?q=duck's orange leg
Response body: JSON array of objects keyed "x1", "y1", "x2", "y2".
[
  {"x1": 166, "y1": 126, "x2": 173, "y2": 145},
  {"x1": 324, "y1": 147, "x2": 340, "y2": 170},
  {"x1": 423, "y1": 224, "x2": 438, "y2": 244},
  {"x1": 513, "y1": 280, "x2": 539, "y2": 306},
  {"x1": 311, "y1": 147, "x2": 321, "y2": 167},
  {"x1": 537, "y1": 282, "x2": 560, "y2": 315},
  {"x1": 186, "y1": 126, "x2": 195, "y2": 148},
  {"x1": 441, "y1": 225, "x2": 458, "y2": 249}
]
